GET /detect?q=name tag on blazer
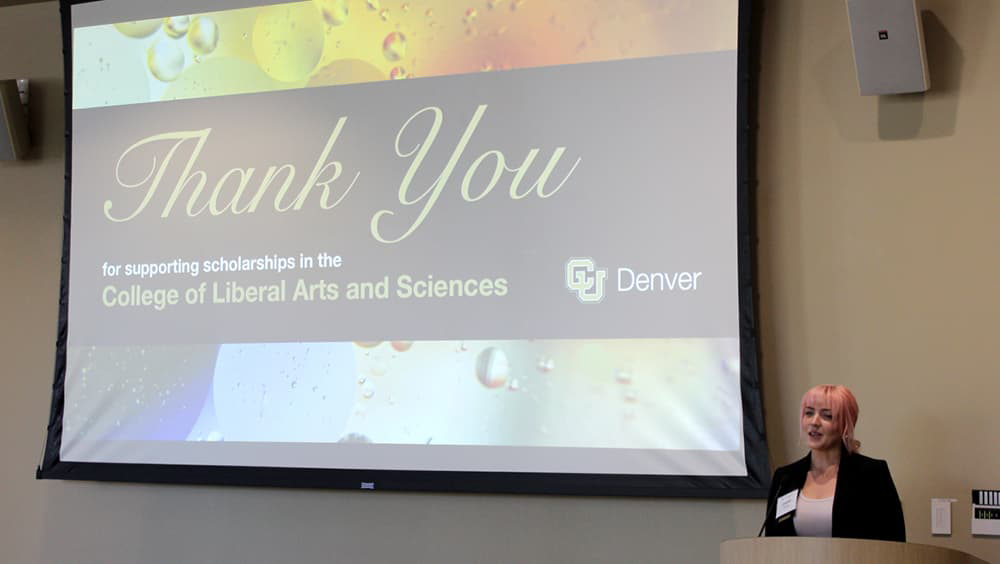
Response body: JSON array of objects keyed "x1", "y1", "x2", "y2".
[{"x1": 776, "y1": 489, "x2": 799, "y2": 522}]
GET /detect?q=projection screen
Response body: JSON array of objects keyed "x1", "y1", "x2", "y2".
[{"x1": 39, "y1": 0, "x2": 768, "y2": 497}]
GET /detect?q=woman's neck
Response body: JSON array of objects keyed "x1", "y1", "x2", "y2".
[{"x1": 810, "y1": 446, "x2": 842, "y2": 473}]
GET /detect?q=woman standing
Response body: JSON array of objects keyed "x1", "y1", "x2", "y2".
[{"x1": 763, "y1": 385, "x2": 905, "y2": 541}]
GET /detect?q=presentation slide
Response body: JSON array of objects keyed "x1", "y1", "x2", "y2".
[{"x1": 49, "y1": 0, "x2": 764, "y2": 488}]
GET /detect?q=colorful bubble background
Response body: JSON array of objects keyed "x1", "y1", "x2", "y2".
[
  {"x1": 64, "y1": 337, "x2": 741, "y2": 450},
  {"x1": 73, "y1": 0, "x2": 736, "y2": 109}
]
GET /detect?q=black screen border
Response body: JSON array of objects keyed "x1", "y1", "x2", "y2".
[{"x1": 38, "y1": 0, "x2": 769, "y2": 499}]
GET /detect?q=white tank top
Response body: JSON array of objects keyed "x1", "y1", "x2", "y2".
[{"x1": 794, "y1": 492, "x2": 834, "y2": 537}]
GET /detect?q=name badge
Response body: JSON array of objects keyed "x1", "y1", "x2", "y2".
[{"x1": 776, "y1": 489, "x2": 799, "y2": 521}]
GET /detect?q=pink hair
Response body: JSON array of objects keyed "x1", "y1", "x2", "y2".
[{"x1": 801, "y1": 385, "x2": 861, "y2": 453}]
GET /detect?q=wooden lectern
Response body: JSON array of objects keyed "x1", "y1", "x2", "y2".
[{"x1": 721, "y1": 537, "x2": 990, "y2": 564}]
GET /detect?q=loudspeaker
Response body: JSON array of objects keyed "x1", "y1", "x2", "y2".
[
  {"x1": 0, "y1": 79, "x2": 30, "y2": 161},
  {"x1": 846, "y1": 0, "x2": 930, "y2": 95}
]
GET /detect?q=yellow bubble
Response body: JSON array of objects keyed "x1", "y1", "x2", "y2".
[
  {"x1": 464, "y1": 8, "x2": 478, "y2": 24},
  {"x1": 314, "y1": 0, "x2": 349, "y2": 26},
  {"x1": 114, "y1": 19, "x2": 162, "y2": 38},
  {"x1": 389, "y1": 66, "x2": 408, "y2": 79},
  {"x1": 308, "y1": 59, "x2": 385, "y2": 87},
  {"x1": 147, "y1": 39, "x2": 185, "y2": 82},
  {"x1": 162, "y1": 56, "x2": 296, "y2": 101},
  {"x1": 164, "y1": 15, "x2": 191, "y2": 38},
  {"x1": 382, "y1": 31, "x2": 407, "y2": 62},
  {"x1": 366, "y1": 0, "x2": 379, "y2": 10},
  {"x1": 252, "y1": 3, "x2": 326, "y2": 82},
  {"x1": 379, "y1": 8, "x2": 389, "y2": 21},
  {"x1": 188, "y1": 16, "x2": 219, "y2": 55},
  {"x1": 203, "y1": 10, "x2": 257, "y2": 64}
]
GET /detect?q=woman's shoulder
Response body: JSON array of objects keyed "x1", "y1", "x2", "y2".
[
  {"x1": 844, "y1": 451, "x2": 889, "y2": 467},
  {"x1": 842, "y1": 451, "x2": 892, "y2": 476},
  {"x1": 773, "y1": 454, "x2": 811, "y2": 476}
]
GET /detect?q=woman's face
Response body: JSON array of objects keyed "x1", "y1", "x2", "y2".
[{"x1": 801, "y1": 396, "x2": 841, "y2": 452}]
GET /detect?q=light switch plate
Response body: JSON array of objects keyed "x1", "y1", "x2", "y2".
[{"x1": 931, "y1": 498, "x2": 954, "y2": 535}]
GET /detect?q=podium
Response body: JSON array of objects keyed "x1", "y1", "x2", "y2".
[{"x1": 720, "y1": 537, "x2": 989, "y2": 564}]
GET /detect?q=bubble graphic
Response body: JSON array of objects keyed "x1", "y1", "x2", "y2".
[
  {"x1": 389, "y1": 66, "x2": 408, "y2": 79},
  {"x1": 382, "y1": 31, "x2": 407, "y2": 62},
  {"x1": 164, "y1": 16, "x2": 191, "y2": 38},
  {"x1": 464, "y1": 8, "x2": 478, "y2": 23},
  {"x1": 212, "y1": 343, "x2": 355, "y2": 442},
  {"x1": 475, "y1": 347, "x2": 509, "y2": 389},
  {"x1": 252, "y1": 3, "x2": 326, "y2": 82},
  {"x1": 507, "y1": 378, "x2": 520, "y2": 391},
  {"x1": 366, "y1": 0, "x2": 380, "y2": 11},
  {"x1": 355, "y1": 341, "x2": 383, "y2": 348},
  {"x1": 308, "y1": 58, "x2": 385, "y2": 86},
  {"x1": 362, "y1": 381, "x2": 376, "y2": 399},
  {"x1": 314, "y1": 0, "x2": 349, "y2": 26},
  {"x1": 537, "y1": 357, "x2": 554, "y2": 372},
  {"x1": 162, "y1": 56, "x2": 289, "y2": 101},
  {"x1": 368, "y1": 358, "x2": 387, "y2": 377},
  {"x1": 188, "y1": 16, "x2": 220, "y2": 55},
  {"x1": 615, "y1": 367, "x2": 633, "y2": 384},
  {"x1": 114, "y1": 19, "x2": 162, "y2": 38},
  {"x1": 390, "y1": 341, "x2": 412, "y2": 352},
  {"x1": 338, "y1": 432, "x2": 372, "y2": 443},
  {"x1": 147, "y1": 39, "x2": 185, "y2": 82},
  {"x1": 73, "y1": 31, "x2": 153, "y2": 108},
  {"x1": 379, "y1": 8, "x2": 390, "y2": 21}
]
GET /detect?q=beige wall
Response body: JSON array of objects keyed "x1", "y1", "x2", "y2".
[
  {"x1": 0, "y1": 2, "x2": 996, "y2": 562},
  {"x1": 758, "y1": 1, "x2": 999, "y2": 562}
]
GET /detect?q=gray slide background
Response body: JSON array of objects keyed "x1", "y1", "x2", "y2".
[{"x1": 69, "y1": 53, "x2": 738, "y2": 345}]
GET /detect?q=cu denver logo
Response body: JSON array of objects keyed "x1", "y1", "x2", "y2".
[{"x1": 566, "y1": 258, "x2": 607, "y2": 304}]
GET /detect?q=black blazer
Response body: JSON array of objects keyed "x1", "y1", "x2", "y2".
[{"x1": 763, "y1": 450, "x2": 906, "y2": 542}]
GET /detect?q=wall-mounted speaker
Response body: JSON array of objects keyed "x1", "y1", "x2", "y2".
[
  {"x1": 846, "y1": 0, "x2": 930, "y2": 95},
  {"x1": 0, "y1": 79, "x2": 30, "y2": 161}
]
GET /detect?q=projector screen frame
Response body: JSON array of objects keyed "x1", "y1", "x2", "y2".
[{"x1": 38, "y1": 0, "x2": 769, "y2": 499}]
